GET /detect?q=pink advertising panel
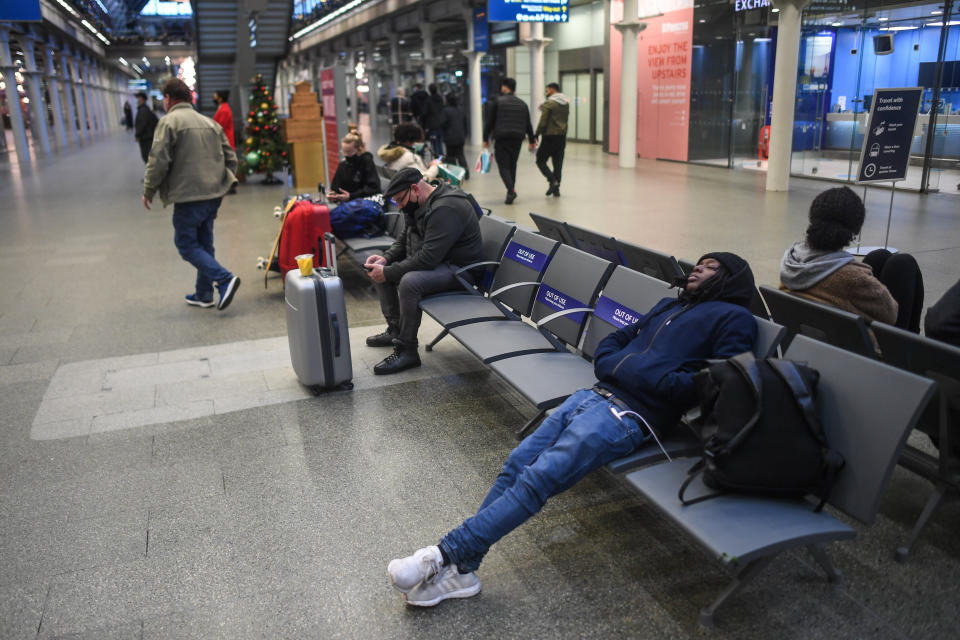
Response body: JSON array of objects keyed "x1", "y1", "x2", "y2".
[
  {"x1": 320, "y1": 68, "x2": 339, "y2": 182},
  {"x1": 609, "y1": 0, "x2": 693, "y2": 162}
]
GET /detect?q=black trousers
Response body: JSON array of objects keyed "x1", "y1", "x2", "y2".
[
  {"x1": 445, "y1": 143, "x2": 469, "y2": 180},
  {"x1": 862, "y1": 249, "x2": 924, "y2": 333},
  {"x1": 138, "y1": 139, "x2": 152, "y2": 163},
  {"x1": 494, "y1": 136, "x2": 524, "y2": 193},
  {"x1": 374, "y1": 264, "x2": 463, "y2": 344},
  {"x1": 535, "y1": 134, "x2": 566, "y2": 185}
]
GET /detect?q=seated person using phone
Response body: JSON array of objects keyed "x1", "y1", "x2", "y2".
[{"x1": 363, "y1": 168, "x2": 484, "y2": 375}]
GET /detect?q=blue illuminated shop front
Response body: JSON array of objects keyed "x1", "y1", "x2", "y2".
[{"x1": 688, "y1": 0, "x2": 960, "y2": 194}]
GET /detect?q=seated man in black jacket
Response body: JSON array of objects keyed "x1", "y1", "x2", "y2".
[
  {"x1": 386, "y1": 252, "x2": 758, "y2": 606},
  {"x1": 364, "y1": 168, "x2": 484, "y2": 374}
]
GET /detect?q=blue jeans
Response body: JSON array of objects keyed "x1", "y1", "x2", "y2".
[
  {"x1": 439, "y1": 389, "x2": 651, "y2": 572},
  {"x1": 172, "y1": 198, "x2": 232, "y2": 301}
]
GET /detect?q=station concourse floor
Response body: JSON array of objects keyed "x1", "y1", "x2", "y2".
[{"x1": 1, "y1": 130, "x2": 959, "y2": 639}]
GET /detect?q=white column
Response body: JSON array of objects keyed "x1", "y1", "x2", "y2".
[
  {"x1": 0, "y1": 26, "x2": 30, "y2": 166},
  {"x1": 614, "y1": 0, "x2": 645, "y2": 169},
  {"x1": 365, "y1": 47, "x2": 380, "y2": 140},
  {"x1": 20, "y1": 32, "x2": 52, "y2": 155},
  {"x1": 60, "y1": 49, "x2": 82, "y2": 144},
  {"x1": 44, "y1": 41, "x2": 68, "y2": 148},
  {"x1": 525, "y1": 23, "x2": 550, "y2": 117},
  {"x1": 93, "y1": 61, "x2": 110, "y2": 132},
  {"x1": 389, "y1": 34, "x2": 401, "y2": 92},
  {"x1": 420, "y1": 23, "x2": 435, "y2": 85},
  {"x1": 766, "y1": 0, "x2": 810, "y2": 191},
  {"x1": 81, "y1": 57, "x2": 100, "y2": 134},
  {"x1": 466, "y1": 51, "x2": 483, "y2": 147},
  {"x1": 344, "y1": 48, "x2": 356, "y2": 123}
]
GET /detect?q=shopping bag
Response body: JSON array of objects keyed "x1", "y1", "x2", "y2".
[
  {"x1": 475, "y1": 150, "x2": 491, "y2": 174},
  {"x1": 438, "y1": 163, "x2": 467, "y2": 186}
]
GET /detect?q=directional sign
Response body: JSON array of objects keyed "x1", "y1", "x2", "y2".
[
  {"x1": 488, "y1": 0, "x2": 569, "y2": 23},
  {"x1": 856, "y1": 87, "x2": 923, "y2": 184}
]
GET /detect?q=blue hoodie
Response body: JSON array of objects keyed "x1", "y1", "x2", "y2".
[{"x1": 592, "y1": 253, "x2": 757, "y2": 433}]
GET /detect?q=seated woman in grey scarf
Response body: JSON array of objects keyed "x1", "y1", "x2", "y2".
[{"x1": 780, "y1": 186, "x2": 923, "y2": 332}]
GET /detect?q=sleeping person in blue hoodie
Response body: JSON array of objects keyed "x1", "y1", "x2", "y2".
[{"x1": 386, "y1": 252, "x2": 758, "y2": 608}]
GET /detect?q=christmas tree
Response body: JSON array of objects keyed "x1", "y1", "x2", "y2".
[{"x1": 242, "y1": 73, "x2": 288, "y2": 184}]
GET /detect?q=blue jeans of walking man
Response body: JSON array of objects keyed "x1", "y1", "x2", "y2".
[
  {"x1": 438, "y1": 388, "x2": 651, "y2": 572},
  {"x1": 172, "y1": 197, "x2": 233, "y2": 302}
]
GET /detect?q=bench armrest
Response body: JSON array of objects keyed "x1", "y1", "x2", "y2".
[
  {"x1": 536, "y1": 307, "x2": 595, "y2": 329},
  {"x1": 489, "y1": 281, "x2": 540, "y2": 299},
  {"x1": 455, "y1": 260, "x2": 500, "y2": 276}
]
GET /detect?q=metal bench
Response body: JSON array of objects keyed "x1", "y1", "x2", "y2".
[
  {"x1": 529, "y1": 211, "x2": 577, "y2": 246},
  {"x1": 616, "y1": 239, "x2": 684, "y2": 284},
  {"x1": 760, "y1": 285, "x2": 875, "y2": 357},
  {"x1": 621, "y1": 335, "x2": 934, "y2": 627}
]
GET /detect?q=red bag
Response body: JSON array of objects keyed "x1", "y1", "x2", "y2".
[{"x1": 278, "y1": 200, "x2": 332, "y2": 281}]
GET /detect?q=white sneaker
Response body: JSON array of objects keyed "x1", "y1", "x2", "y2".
[
  {"x1": 404, "y1": 564, "x2": 481, "y2": 607},
  {"x1": 387, "y1": 545, "x2": 443, "y2": 593}
]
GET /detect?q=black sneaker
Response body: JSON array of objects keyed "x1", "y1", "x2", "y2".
[
  {"x1": 505, "y1": 191, "x2": 517, "y2": 205},
  {"x1": 373, "y1": 343, "x2": 421, "y2": 375},
  {"x1": 366, "y1": 330, "x2": 398, "y2": 347},
  {"x1": 552, "y1": 183, "x2": 560, "y2": 198},
  {"x1": 545, "y1": 184, "x2": 555, "y2": 196},
  {"x1": 217, "y1": 276, "x2": 240, "y2": 310}
]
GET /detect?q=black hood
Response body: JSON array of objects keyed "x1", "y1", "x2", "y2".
[{"x1": 681, "y1": 251, "x2": 755, "y2": 309}]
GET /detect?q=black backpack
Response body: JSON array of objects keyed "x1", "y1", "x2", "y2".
[{"x1": 679, "y1": 352, "x2": 844, "y2": 511}]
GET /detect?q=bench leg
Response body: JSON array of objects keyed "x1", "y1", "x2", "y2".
[
  {"x1": 424, "y1": 328, "x2": 449, "y2": 352},
  {"x1": 699, "y1": 556, "x2": 774, "y2": 628},
  {"x1": 516, "y1": 409, "x2": 547, "y2": 440},
  {"x1": 896, "y1": 482, "x2": 947, "y2": 562},
  {"x1": 806, "y1": 544, "x2": 842, "y2": 587}
]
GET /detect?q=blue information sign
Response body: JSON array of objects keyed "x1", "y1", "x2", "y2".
[
  {"x1": 856, "y1": 87, "x2": 923, "y2": 184},
  {"x1": 488, "y1": 0, "x2": 569, "y2": 23},
  {"x1": 1, "y1": 0, "x2": 42, "y2": 21},
  {"x1": 474, "y1": 8, "x2": 489, "y2": 52}
]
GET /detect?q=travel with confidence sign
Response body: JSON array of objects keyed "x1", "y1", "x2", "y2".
[{"x1": 856, "y1": 87, "x2": 923, "y2": 184}]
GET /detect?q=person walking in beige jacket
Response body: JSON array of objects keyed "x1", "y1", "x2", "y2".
[{"x1": 142, "y1": 78, "x2": 240, "y2": 311}]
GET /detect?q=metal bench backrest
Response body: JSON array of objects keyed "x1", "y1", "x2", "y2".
[
  {"x1": 873, "y1": 322, "x2": 960, "y2": 453},
  {"x1": 617, "y1": 240, "x2": 684, "y2": 284},
  {"x1": 753, "y1": 317, "x2": 786, "y2": 358},
  {"x1": 475, "y1": 216, "x2": 517, "y2": 294},
  {"x1": 565, "y1": 222, "x2": 622, "y2": 265},
  {"x1": 529, "y1": 212, "x2": 576, "y2": 246},
  {"x1": 760, "y1": 285, "x2": 876, "y2": 358},
  {"x1": 783, "y1": 335, "x2": 935, "y2": 524},
  {"x1": 529, "y1": 244, "x2": 614, "y2": 347},
  {"x1": 382, "y1": 212, "x2": 403, "y2": 237},
  {"x1": 489, "y1": 229, "x2": 560, "y2": 316},
  {"x1": 580, "y1": 266, "x2": 673, "y2": 359}
]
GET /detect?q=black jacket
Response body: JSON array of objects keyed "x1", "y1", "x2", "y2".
[
  {"x1": 926, "y1": 277, "x2": 960, "y2": 347},
  {"x1": 382, "y1": 183, "x2": 484, "y2": 283},
  {"x1": 423, "y1": 94, "x2": 446, "y2": 130},
  {"x1": 441, "y1": 105, "x2": 467, "y2": 145},
  {"x1": 410, "y1": 89, "x2": 430, "y2": 123},
  {"x1": 330, "y1": 151, "x2": 380, "y2": 200},
  {"x1": 134, "y1": 103, "x2": 158, "y2": 143},
  {"x1": 483, "y1": 94, "x2": 535, "y2": 143}
]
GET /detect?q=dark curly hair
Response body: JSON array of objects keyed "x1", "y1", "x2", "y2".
[
  {"x1": 805, "y1": 186, "x2": 865, "y2": 251},
  {"x1": 393, "y1": 122, "x2": 425, "y2": 145}
]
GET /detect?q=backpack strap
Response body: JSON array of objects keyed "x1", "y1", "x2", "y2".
[
  {"x1": 767, "y1": 359, "x2": 845, "y2": 512},
  {"x1": 715, "y1": 352, "x2": 764, "y2": 455}
]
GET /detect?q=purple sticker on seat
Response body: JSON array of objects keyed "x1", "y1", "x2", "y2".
[
  {"x1": 503, "y1": 242, "x2": 550, "y2": 272},
  {"x1": 536, "y1": 284, "x2": 588, "y2": 324},
  {"x1": 594, "y1": 295, "x2": 642, "y2": 328}
]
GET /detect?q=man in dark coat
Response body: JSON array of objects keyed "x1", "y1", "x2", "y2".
[
  {"x1": 410, "y1": 83, "x2": 430, "y2": 128},
  {"x1": 134, "y1": 92, "x2": 159, "y2": 163},
  {"x1": 483, "y1": 77, "x2": 536, "y2": 204},
  {"x1": 441, "y1": 94, "x2": 469, "y2": 180},
  {"x1": 386, "y1": 252, "x2": 758, "y2": 607},
  {"x1": 363, "y1": 168, "x2": 484, "y2": 375}
]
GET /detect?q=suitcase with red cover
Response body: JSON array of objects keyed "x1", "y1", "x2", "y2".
[{"x1": 278, "y1": 200, "x2": 332, "y2": 281}]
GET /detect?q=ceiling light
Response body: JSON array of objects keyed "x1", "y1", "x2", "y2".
[
  {"x1": 931, "y1": 10, "x2": 942, "y2": 15},
  {"x1": 878, "y1": 17, "x2": 888, "y2": 21},
  {"x1": 118, "y1": 57, "x2": 129, "y2": 66},
  {"x1": 832, "y1": 22, "x2": 843, "y2": 26}
]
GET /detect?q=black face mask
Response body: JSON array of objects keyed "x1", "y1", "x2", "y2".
[{"x1": 401, "y1": 201, "x2": 419, "y2": 215}]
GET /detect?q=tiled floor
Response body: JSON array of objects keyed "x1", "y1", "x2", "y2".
[{"x1": 1, "y1": 130, "x2": 959, "y2": 639}]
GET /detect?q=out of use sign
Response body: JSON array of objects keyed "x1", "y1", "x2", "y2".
[{"x1": 856, "y1": 87, "x2": 923, "y2": 184}]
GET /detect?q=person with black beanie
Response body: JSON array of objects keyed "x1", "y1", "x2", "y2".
[
  {"x1": 386, "y1": 252, "x2": 758, "y2": 607},
  {"x1": 779, "y1": 186, "x2": 924, "y2": 332}
]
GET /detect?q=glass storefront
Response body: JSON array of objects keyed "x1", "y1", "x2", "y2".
[
  {"x1": 679, "y1": 0, "x2": 960, "y2": 193},
  {"x1": 792, "y1": 1, "x2": 960, "y2": 193}
]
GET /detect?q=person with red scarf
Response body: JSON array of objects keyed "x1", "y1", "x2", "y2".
[{"x1": 213, "y1": 90, "x2": 235, "y2": 150}]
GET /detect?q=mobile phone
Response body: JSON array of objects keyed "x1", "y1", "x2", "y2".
[{"x1": 363, "y1": 264, "x2": 374, "y2": 271}]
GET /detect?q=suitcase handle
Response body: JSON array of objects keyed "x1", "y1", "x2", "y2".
[{"x1": 331, "y1": 313, "x2": 341, "y2": 357}]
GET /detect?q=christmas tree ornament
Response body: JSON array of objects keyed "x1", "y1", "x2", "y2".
[{"x1": 245, "y1": 150, "x2": 260, "y2": 167}]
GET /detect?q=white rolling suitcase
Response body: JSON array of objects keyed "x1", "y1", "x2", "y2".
[{"x1": 284, "y1": 233, "x2": 353, "y2": 392}]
